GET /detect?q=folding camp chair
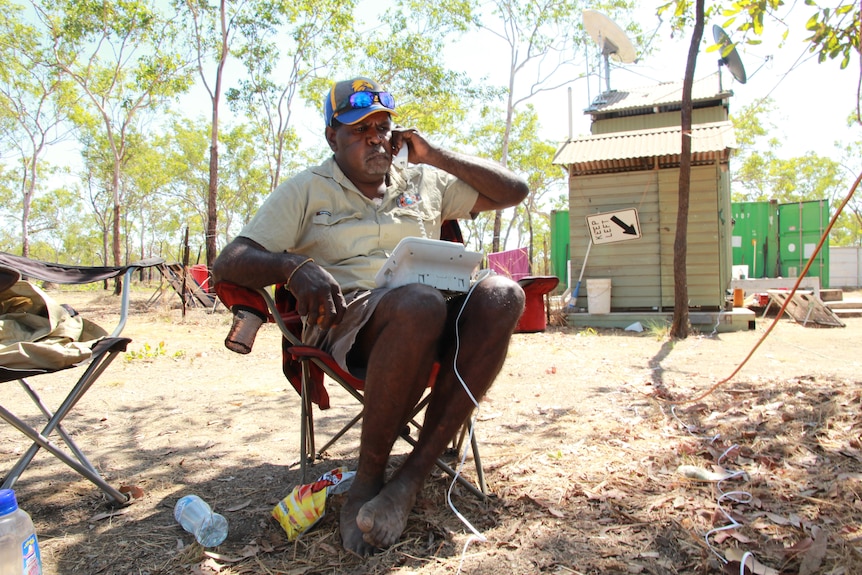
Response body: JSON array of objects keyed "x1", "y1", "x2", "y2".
[
  {"x1": 0, "y1": 252, "x2": 164, "y2": 504},
  {"x1": 213, "y1": 222, "x2": 488, "y2": 499},
  {"x1": 216, "y1": 281, "x2": 488, "y2": 499}
]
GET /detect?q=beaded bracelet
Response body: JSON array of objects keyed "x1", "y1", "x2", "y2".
[{"x1": 286, "y1": 257, "x2": 314, "y2": 290}]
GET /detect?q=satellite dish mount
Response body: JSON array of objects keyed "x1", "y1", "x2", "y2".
[
  {"x1": 713, "y1": 24, "x2": 747, "y2": 88},
  {"x1": 583, "y1": 10, "x2": 637, "y2": 93}
]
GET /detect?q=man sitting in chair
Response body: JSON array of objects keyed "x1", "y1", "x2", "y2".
[{"x1": 212, "y1": 76, "x2": 528, "y2": 556}]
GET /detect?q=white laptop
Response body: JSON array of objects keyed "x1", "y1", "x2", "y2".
[{"x1": 375, "y1": 237, "x2": 483, "y2": 293}]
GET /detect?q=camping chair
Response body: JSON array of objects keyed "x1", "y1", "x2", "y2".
[
  {"x1": 213, "y1": 223, "x2": 488, "y2": 499},
  {"x1": 0, "y1": 252, "x2": 164, "y2": 504}
]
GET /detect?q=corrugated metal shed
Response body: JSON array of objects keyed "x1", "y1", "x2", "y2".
[
  {"x1": 552, "y1": 121, "x2": 736, "y2": 175},
  {"x1": 565, "y1": 165, "x2": 732, "y2": 311},
  {"x1": 585, "y1": 73, "x2": 730, "y2": 115},
  {"x1": 555, "y1": 72, "x2": 736, "y2": 314}
]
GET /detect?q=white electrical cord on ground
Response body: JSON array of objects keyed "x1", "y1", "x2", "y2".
[
  {"x1": 448, "y1": 274, "x2": 492, "y2": 574},
  {"x1": 670, "y1": 406, "x2": 761, "y2": 569}
]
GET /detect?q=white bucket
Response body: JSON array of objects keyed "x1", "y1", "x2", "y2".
[{"x1": 587, "y1": 278, "x2": 611, "y2": 314}]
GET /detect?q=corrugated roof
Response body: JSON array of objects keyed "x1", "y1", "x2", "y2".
[
  {"x1": 553, "y1": 121, "x2": 736, "y2": 166},
  {"x1": 585, "y1": 73, "x2": 730, "y2": 114}
]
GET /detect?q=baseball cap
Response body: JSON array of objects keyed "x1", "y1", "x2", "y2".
[{"x1": 324, "y1": 77, "x2": 396, "y2": 127}]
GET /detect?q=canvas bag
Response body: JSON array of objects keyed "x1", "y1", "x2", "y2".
[{"x1": 0, "y1": 281, "x2": 107, "y2": 370}]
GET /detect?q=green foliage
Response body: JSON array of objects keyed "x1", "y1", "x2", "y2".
[
  {"x1": 227, "y1": 0, "x2": 358, "y2": 194},
  {"x1": 642, "y1": 319, "x2": 670, "y2": 340},
  {"x1": 463, "y1": 105, "x2": 566, "y2": 260},
  {"x1": 715, "y1": 1, "x2": 861, "y2": 80},
  {"x1": 123, "y1": 340, "x2": 185, "y2": 361},
  {"x1": 35, "y1": 0, "x2": 195, "y2": 264},
  {"x1": 0, "y1": 0, "x2": 80, "y2": 255},
  {"x1": 802, "y1": 1, "x2": 859, "y2": 69},
  {"x1": 219, "y1": 122, "x2": 272, "y2": 239},
  {"x1": 124, "y1": 341, "x2": 167, "y2": 361},
  {"x1": 729, "y1": 92, "x2": 862, "y2": 246}
]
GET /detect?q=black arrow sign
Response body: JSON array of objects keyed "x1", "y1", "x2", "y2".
[{"x1": 611, "y1": 215, "x2": 637, "y2": 235}]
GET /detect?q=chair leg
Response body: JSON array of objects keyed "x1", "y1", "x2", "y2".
[
  {"x1": 395, "y1": 430, "x2": 487, "y2": 500},
  {"x1": 467, "y1": 417, "x2": 487, "y2": 495},
  {"x1": 401, "y1": 395, "x2": 487, "y2": 498},
  {"x1": 316, "y1": 411, "x2": 363, "y2": 456},
  {"x1": 0, "y1": 405, "x2": 128, "y2": 504},
  {"x1": 2, "y1": 352, "x2": 128, "y2": 505},
  {"x1": 18, "y1": 379, "x2": 99, "y2": 475},
  {"x1": 299, "y1": 360, "x2": 313, "y2": 483}
]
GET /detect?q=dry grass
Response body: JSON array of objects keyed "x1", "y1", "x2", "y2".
[{"x1": 2, "y1": 286, "x2": 862, "y2": 574}]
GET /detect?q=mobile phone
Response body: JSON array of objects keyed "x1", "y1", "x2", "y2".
[{"x1": 393, "y1": 143, "x2": 409, "y2": 169}]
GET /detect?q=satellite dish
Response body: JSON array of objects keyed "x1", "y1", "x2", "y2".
[
  {"x1": 583, "y1": 10, "x2": 637, "y2": 93},
  {"x1": 712, "y1": 25, "x2": 747, "y2": 86}
]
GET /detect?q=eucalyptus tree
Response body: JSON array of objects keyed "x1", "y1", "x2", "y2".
[
  {"x1": 350, "y1": 0, "x2": 490, "y2": 144},
  {"x1": 661, "y1": 0, "x2": 861, "y2": 338},
  {"x1": 27, "y1": 185, "x2": 94, "y2": 262},
  {"x1": 227, "y1": 0, "x2": 358, "y2": 197},
  {"x1": 468, "y1": 105, "x2": 564, "y2": 262},
  {"x1": 121, "y1": 125, "x2": 186, "y2": 262},
  {"x1": 476, "y1": 0, "x2": 641, "y2": 253},
  {"x1": 0, "y1": 0, "x2": 76, "y2": 257},
  {"x1": 34, "y1": 0, "x2": 194, "y2": 272},
  {"x1": 174, "y1": 0, "x2": 260, "y2": 270},
  {"x1": 218, "y1": 122, "x2": 270, "y2": 245},
  {"x1": 668, "y1": 0, "x2": 706, "y2": 339},
  {"x1": 76, "y1": 124, "x2": 127, "y2": 266},
  {"x1": 154, "y1": 116, "x2": 210, "y2": 237}
]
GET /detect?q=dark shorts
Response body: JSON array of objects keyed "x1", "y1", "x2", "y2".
[
  {"x1": 302, "y1": 287, "x2": 467, "y2": 376},
  {"x1": 302, "y1": 289, "x2": 389, "y2": 376}
]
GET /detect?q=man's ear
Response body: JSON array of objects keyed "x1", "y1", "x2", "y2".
[{"x1": 325, "y1": 126, "x2": 338, "y2": 152}]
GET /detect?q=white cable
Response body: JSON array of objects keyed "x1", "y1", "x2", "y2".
[
  {"x1": 670, "y1": 407, "x2": 764, "y2": 568},
  {"x1": 709, "y1": 306, "x2": 724, "y2": 337},
  {"x1": 448, "y1": 275, "x2": 491, "y2": 574}
]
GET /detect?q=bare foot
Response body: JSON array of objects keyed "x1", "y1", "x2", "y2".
[
  {"x1": 356, "y1": 478, "x2": 418, "y2": 548},
  {"x1": 340, "y1": 495, "x2": 379, "y2": 557}
]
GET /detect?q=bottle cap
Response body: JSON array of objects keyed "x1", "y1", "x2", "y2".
[{"x1": 0, "y1": 489, "x2": 19, "y2": 516}]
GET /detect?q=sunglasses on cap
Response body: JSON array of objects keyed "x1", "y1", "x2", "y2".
[{"x1": 334, "y1": 91, "x2": 395, "y2": 115}]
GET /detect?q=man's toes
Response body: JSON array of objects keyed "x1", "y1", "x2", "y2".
[
  {"x1": 356, "y1": 505, "x2": 375, "y2": 532},
  {"x1": 362, "y1": 527, "x2": 398, "y2": 549},
  {"x1": 344, "y1": 536, "x2": 378, "y2": 558}
]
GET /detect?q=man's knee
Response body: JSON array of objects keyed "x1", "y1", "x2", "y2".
[
  {"x1": 474, "y1": 275, "x2": 526, "y2": 322},
  {"x1": 385, "y1": 284, "x2": 448, "y2": 326}
]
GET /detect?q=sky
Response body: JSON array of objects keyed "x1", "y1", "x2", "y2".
[
  {"x1": 335, "y1": 1, "x2": 861, "y2": 165},
  {"x1": 275, "y1": 1, "x2": 862, "y2": 172},
  {"x1": 41, "y1": 1, "x2": 862, "y2": 186}
]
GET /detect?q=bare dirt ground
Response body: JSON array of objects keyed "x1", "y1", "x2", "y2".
[{"x1": 2, "y1": 284, "x2": 862, "y2": 575}]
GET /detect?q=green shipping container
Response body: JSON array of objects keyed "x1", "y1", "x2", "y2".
[
  {"x1": 550, "y1": 210, "x2": 570, "y2": 290},
  {"x1": 731, "y1": 199, "x2": 830, "y2": 286},
  {"x1": 777, "y1": 200, "x2": 830, "y2": 287},
  {"x1": 731, "y1": 201, "x2": 778, "y2": 278}
]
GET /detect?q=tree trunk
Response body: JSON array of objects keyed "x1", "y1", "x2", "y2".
[
  {"x1": 205, "y1": 0, "x2": 229, "y2": 277},
  {"x1": 207, "y1": 141, "x2": 218, "y2": 272},
  {"x1": 669, "y1": 0, "x2": 705, "y2": 339},
  {"x1": 112, "y1": 161, "x2": 122, "y2": 295}
]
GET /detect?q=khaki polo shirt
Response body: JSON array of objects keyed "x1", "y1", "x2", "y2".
[{"x1": 239, "y1": 156, "x2": 479, "y2": 292}]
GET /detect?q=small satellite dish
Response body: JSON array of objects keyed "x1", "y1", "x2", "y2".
[
  {"x1": 712, "y1": 25, "x2": 747, "y2": 86},
  {"x1": 583, "y1": 10, "x2": 637, "y2": 93}
]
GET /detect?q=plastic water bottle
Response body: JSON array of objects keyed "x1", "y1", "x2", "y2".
[
  {"x1": 173, "y1": 495, "x2": 228, "y2": 547},
  {"x1": 0, "y1": 489, "x2": 42, "y2": 575}
]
